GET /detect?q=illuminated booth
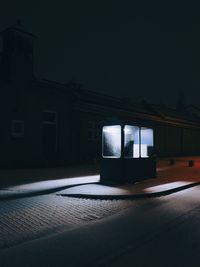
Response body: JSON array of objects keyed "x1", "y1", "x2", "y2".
[{"x1": 100, "y1": 123, "x2": 156, "y2": 183}]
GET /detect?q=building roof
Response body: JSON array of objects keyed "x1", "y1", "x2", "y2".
[
  {"x1": 72, "y1": 86, "x2": 200, "y2": 129},
  {"x1": 0, "y1": 20, "x2": 37, "y2": 39}
]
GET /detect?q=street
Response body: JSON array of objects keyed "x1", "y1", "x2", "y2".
[{"x1": 1, "y1": 185, "x2": 200, "y2": 266}]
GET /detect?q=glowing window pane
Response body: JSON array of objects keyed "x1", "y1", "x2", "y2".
[
  {"x1": 141, "y1": 127, "x2": 154, "y2": 158},
  {"x1": 124, "y1": 125, "x2": 139, "y2": 158},
  {"x1": 102, "y1": 125, "x2": 121, "y2": 158}
]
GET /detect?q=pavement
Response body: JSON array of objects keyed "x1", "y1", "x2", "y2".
[{"x1": 1, "y1": 156, "x2": 200, "y2": 200}]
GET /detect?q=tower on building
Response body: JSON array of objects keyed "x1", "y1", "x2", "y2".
[{"x1": 0, "y1": 20, "x2": 36, "y2": 82}]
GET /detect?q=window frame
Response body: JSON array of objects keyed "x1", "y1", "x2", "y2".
[
  {"x1": 11, "y1": 119, "x2": 25, "y2": 138},
  {"x1": 102, "y1": 125, "x2": 122, "y2": 158}
]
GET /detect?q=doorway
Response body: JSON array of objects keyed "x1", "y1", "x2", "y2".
[{"x1": 42, "y1": 111, "x2": 58, "y2": 159}]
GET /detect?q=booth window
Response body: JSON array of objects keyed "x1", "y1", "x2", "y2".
[
  {"x1": 140, "y1": 127, "x2": 154, "y2": 157},
  {"x1": 124, "y1": 125, "x2": 139, "y2": 158},
  {"x1": 102, "y1": 125, "x2": 121, "y2": 158}
]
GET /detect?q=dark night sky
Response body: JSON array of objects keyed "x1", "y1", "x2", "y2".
[{"x1": 0, "y1": 1, "x2": 200, "y2": 107}]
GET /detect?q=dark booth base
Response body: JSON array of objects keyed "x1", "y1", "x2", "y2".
[{"x1": 100, "y1": 158, "x2": 156, "y2": 183}]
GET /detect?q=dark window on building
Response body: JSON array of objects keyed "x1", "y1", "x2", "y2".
[
  {"x1": 43, "y1": 111, "x2": 57, "y2": 123},
  {"x1": 88, "y1": 121, "x2": 100, "y2": 141},
  {"x1": 11, "y1": 120, "x2": 24, "y2": 138}
]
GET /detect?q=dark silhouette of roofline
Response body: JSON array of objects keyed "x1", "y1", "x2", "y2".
[{"x1": 0, "y1": 26, "x2": 37, "y2": 38}]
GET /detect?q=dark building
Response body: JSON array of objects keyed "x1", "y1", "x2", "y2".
[
  {"x1": 1, "y1": 23, "x2": 200, "y2": 168},
  {"x1": 0, "y1": 24, "x2": 76, "y2": 168}
]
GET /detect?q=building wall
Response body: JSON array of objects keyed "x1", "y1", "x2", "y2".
[
  {"x1": 182, "y1": 128, "x2": 200, "y2": 155},
  {"x1": 0, "y1": 82, "x2": 75, "y2": 168},
  {"x1": 154, "y1": 125, "x2": 200, "y2": 157},
  {"x1": 78, "y1": 112, "x2": 103, "y2": 163},
  {"x1": 154, "y1": 125, "x2": 182, "y2": 156},
  {"x1": 2, "y1": 84, "x2": 200, "y2": 168}
]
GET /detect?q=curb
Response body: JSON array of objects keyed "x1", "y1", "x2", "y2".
[
  {"x1": 1, "y1": 181, "x2": 200, "y2": 201},
  {"x1": 57, "y1": 181, "x2": 200, "y2": 200}
]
